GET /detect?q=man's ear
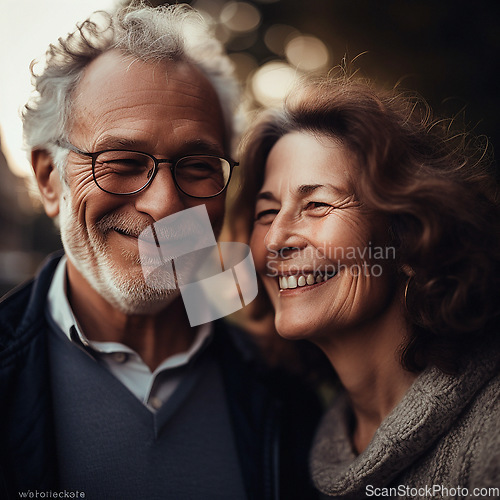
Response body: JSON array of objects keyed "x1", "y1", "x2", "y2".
[{"x1": 31, "y1": 149, "x2": 62, "y2": 218}]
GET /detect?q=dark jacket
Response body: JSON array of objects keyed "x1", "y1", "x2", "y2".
[{"x1": 0, "y1": 254, "x2": 321, "y2": 500}]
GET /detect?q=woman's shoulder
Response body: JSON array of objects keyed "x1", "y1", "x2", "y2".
[{"x1": 465, "y1": 369, "x2": 500, "y2": 489}]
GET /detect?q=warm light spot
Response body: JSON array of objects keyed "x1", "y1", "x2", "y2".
[
  {"x1": 285, "y1": 35, "x2": 330, "y2": 71},
  {"x1": 264, "y1": 24, "x2": 300, "y2": 56},
  {"x1": 191, "y1": 0, "x2": 225, "y2": 20},
  {"x1": 214, "y1": 24, "x2": 232, "y2": 45},
  {"x1": 220, "y1": 2, "x2": 261, "y2": 33},
  {"x1": 0, "y1": 0, "x2": 118, "y2": 178},
  {"x1": 251, "y1": 61, "x2": 299, "y2": 107}
]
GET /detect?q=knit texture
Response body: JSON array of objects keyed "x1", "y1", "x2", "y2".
[{"x1": 310, "y1": 345, "x2": 500, "y2": 499}]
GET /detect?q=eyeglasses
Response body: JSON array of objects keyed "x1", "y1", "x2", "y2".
[{"x1": 55, "y1": 140, "x2": 238, "y2": 198}]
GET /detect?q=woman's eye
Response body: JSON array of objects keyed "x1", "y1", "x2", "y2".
[
  {"x1": 305, "y1": 201, "x2": 336, "y2": 216},
  {"x1": 254, "y1": 209, "x2": 279, "y2": 224},
  {"x1": 306, "y1": 201, "x2": 333, "y2": 211}
]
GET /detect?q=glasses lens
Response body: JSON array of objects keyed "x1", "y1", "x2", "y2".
[
  {"x1": 93, "y1": 151, "x2": 155, "y2": 194},
  {"x1": 174, "y1": 156, "x2": 231, "y2": 197}
]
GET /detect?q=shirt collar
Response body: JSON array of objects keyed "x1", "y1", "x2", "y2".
[{"x1": 46, "y1": 255, "x2": 212, "y2": 365}]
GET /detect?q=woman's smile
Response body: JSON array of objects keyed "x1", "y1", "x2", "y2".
[{"x1": 276, "y1": 268, "x2": 338, "y2": 292}]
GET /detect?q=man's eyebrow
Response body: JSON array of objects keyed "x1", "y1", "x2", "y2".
[
  {"x1": 96, "y1": 136, "x2": 147, "y2": 151},
  {"x1": 95, "y1": 136, "x2": 224, "y2": 156},
  {"x1": 181, "y1": 139, "x2": 224, "y2": 156}
]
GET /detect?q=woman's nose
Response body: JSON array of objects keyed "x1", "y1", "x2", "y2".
[{"x1": 264, "y1": 212, "x2": 307, "y2": 258}]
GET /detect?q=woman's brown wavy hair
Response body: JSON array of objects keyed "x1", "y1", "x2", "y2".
[{"x1": 233, "y1": 75, "x2": 500, "y2": 374}]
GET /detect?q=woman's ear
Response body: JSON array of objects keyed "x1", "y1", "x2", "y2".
[
  {"x1": 401, "y1": 264, "x2": 415, "y2": 277},
  {"x1": 31, "y1": 149, "x2": 62, "y2": 218}
]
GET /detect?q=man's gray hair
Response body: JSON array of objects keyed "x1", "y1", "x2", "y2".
[{"x1": 22, "y1": 3, "x2": 241, "y2": 165}]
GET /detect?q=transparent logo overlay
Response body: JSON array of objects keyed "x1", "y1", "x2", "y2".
[{"x1": 138, "y1": 205, "x2": 258, "y2": 326}]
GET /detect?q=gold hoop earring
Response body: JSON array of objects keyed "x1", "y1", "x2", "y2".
[{"x1": 404, "y1": 275, "x2": 414, "y2": 313}]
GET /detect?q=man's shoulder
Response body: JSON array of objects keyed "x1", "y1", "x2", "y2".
[
  {"x1": 0, "y1": 277, "x2": 36, "y2": 354},
  {"x1": 0, "y1": 253, "x2": 62, "y2": 355}
]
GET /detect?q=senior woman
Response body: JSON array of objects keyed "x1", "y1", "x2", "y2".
[{"x1": 234, "y1": 76, "x2": 500, "y2": 497}]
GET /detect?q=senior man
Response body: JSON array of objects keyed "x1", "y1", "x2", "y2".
[{"x1": 0, "y1": 4, "x2": 320, "y2": 499}]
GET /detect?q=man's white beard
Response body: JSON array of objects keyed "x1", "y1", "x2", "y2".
[{"x1": 58, "y1": 185, "x2": 179, "y2": 314}]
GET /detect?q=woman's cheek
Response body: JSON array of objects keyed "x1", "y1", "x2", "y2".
[{"x1": 250, "y1": 225, "x2": 269, "y2": 275}]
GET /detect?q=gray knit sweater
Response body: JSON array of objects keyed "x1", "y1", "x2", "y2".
[{"x1": 310, "y1": 347, "x2": 500, "y2": 499}]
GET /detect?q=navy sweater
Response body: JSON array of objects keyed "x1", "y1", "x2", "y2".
[{"x1": 0, "y1": 254, "x2": 321, "y2": 500}]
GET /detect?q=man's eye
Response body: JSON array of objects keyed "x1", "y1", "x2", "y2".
[
  {"x1": 177, "y1": 158, "x2": 221, "y2": 174},
  {"x1": 254, "y1": 209, "x2": 279, "y2": 224},
  {"x1": 96, "y1": 159, "x2": 150, "y2": 179},
  {"x1": 96, "y1": 152, "x2": 152, "y2": 175},
  {"x1": 179, "y1": 162, "x2": 215, "y2": 172},
  {"x1": 106, "y1": 159, "x2": 146, "y2": 170}
]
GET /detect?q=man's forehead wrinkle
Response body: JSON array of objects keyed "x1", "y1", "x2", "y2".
[
  {"x1": 77, "y1": 89, "x2": 217, "y2": 118},
  {"x1": 72, "y1": 56, "x2": 221, "y2": 117},
  {"x1": 172, "y1": 121, "x2": 224, "y2": 151},
  {"x1": 69, "y1": 53, "x2": 225, "y2": 156}
]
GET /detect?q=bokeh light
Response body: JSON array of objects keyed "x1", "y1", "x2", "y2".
[
  {"x1": 264, "y1": 24, "x2": 300, "y2": 56},
  {"x1": 0, "y1": 0, "x2": 118, "y2": 178},
  {"x1": 285, "y1": 35, "x2": 330, "y2": 71},
  {"x1": 220, "y1": 2, "x2": 261, "y2": 33},
  {"x1": 191, "y1": 0, "x2": 225, "y2": 20},
  {"x1": 251, "y1": 61, "x2": 299, "y2": 107}
]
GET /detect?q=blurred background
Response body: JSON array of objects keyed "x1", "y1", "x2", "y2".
[{"x1": 0, "y1": 0, "x2": 498, "y2": 294}]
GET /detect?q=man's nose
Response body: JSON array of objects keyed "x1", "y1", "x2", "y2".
[
  {"x1": 134, "y1": 166, "x2": 185, "y2": 220},
  {"x1": 264, "y1": 212, "x2": 307, "y2": 258}
]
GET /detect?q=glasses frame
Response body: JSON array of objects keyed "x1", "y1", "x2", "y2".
[{"x1": 55, "y1": 140, "x2": 238, "y2": 199}]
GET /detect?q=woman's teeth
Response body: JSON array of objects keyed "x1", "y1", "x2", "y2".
[{"x1": 278, "y1": 271, "x2": 336, "y2": 290}]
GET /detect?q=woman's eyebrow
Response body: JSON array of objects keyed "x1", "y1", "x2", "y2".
[
  {"x1": 297, "y1": 184, "x2": 322, "y2": 195},
  {"x1": 257, "y1": 184, "x2": 347, "y2": 201},
  {"x1": 256, "y1": 191, "x2": 278, "y2": 202},
  {"x1": 297, "y1": 183, "x2": 346, "y2": 196}
]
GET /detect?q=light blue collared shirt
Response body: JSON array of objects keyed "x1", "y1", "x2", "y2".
[{"x1": 46, "y1": 256, "x2": 212, "y2": 411}]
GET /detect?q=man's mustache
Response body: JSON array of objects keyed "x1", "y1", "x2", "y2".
[
  {"x1": 96, "y1": 211, "x2": 208, "y2": 244},
  {"x1": 96, "y1": 212, "x2": 153, "y2": 238}
]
